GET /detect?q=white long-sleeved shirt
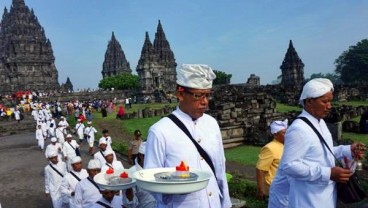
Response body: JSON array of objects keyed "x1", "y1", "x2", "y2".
[
  {"x1": 63, "y1": 140, "x2": 79, "y2": 159},
  {"x1": 44, "y1": 161, "x2": 67, "y2": 198},
  {"x1": 36, "y1": 129, "x2": 43, "y2": 140},
  {"x1": 90, "y1": 196, "x2": 123, "y2": 208},
  {"x1": 144, "y1": 108, "x2": 232, "y2": 208},
  {"x1": 61, "y1": 169, "x2": 88, "y2": 208},
  {"x1": 75, "y1": 123, "x2": 85, "y2": 139},
  {"x1": 45, "y1": 143, "x2": 63, "y2": 159},
  {"x1": 84, "y1": 126, "x2": 97, "y2": 144},
  {"x1": 101, "y1": 160, "x2": 124, "y2": 173},
  {"x1": 74, "y1": 177, "x2": 101, "y2": 208},
  {"x1": 269, "y1": 110, "x2": 352, "y2": 208},
  {"x1": 56, "y1": 128, "x2": 65, "y2": 144}
]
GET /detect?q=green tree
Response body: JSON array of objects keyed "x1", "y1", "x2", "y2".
[
  {"x1": 98, "y1": 73, "x2": 140, "y2": 90},
  {"x1": 335, "y1": 39, "x2": 368, "y2": 84},
  {"x1": 213, "y1": 70, "x2": 232, "y2": 85},
  {"x1": 306, "y1": 72, "x2": 341, "y2": 85}
]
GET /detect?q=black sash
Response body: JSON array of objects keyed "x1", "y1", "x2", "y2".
[
  {"x1": 96, "y1": 201, "x2": 112, "y2": 208},
  {"x1": 167, "y1": 114, "x2": 217, "y2": 179},
  {"x1": 100, "y1": 150, "x2": 104, "y2": 157},
  {"x1": 105, "y1": 163, "x2": 113, "y2": 169},
  {"x1": 87, "y1": 177, "x2": 100, "y2": 191},
  {"x1": 49, "y1": 164, "x2": 64, "y2": 177},
  {"x1": 68, "y1": 142, "x2": 76, "y2": 150},
  {"x1": 70, "y1": 171, "x2": 81, "y2": 181}
]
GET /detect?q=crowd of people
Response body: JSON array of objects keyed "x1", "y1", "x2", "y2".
[
  {"x1": 4, "y1": 64, "x2": 368, "y2": 208},
  {"x1": 26, "y1": 96, "x2": 153, "y2": 207}
]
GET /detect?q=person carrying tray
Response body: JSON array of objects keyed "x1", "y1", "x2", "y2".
[{"x1": 144, "y1": 64, "x2": 232, "y2": 207}]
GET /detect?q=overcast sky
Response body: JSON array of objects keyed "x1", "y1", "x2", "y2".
[{"x1": 1, "y1": 0, "x2": 368, "y2": 90}]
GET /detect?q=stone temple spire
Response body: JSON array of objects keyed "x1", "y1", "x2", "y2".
[
  {"x1": 280, "y1": 40, "x2": 304, "y2": 88},
  {"x1": 153, "y1": 20, "x2": 176, "y2": 68},
  {"x1": 137, "y1": 32, "x2": 156, "y2": 65},
  {"x1": 0, "y1": 0, "x2": 59, "y2": 94},
  {"x1": 102, "y1": 32, "x2": 131, "y2": 78},
  {"x1": 12, "y1": 0, "x2": 26, "y2": 8}
]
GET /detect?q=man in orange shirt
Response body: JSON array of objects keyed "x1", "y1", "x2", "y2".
[{"x1": 256, "y1": 119, "x2": 288, "y2": 200}]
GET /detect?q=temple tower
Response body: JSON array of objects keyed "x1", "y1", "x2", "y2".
[
  {"x1": 101, "y1": 32, "x2": 131, "y2": 78},
  {"x1": 136, "y1": 20, "x2": 177, "y2": 95},
  {"x1": 0, "y1": 0, "x2": 59, "y2": 94},
  {"x1": 280, "y1": 40, "x2": 304, "y2": 89}
]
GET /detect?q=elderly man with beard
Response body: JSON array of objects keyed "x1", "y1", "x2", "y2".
[{"x1": 269, "y1": 78, "x2": 366, "y2": 208}]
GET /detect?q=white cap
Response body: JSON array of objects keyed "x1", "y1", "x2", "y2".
[
  {"x1": 98, "y1": 138, "x2": 107, "y2": 145},
  {"x1": 270, "y1": 119, "x2": 288, "y2": 134},
  {"x1": 138, "y1": 142, "x2": 146, "y2": 154},
  {"x1": 77, "y1": 119, "x2": 81, "y2": 122},
  {"x1": 103, "y1": 149, "x2": 114, "y2": 157},
  {"x1": 47, "y1": 150, "x2": 58, "y2": 158},
  {"x1": 66, "y1": 134, "x2": 72, "y2": 138},
  {"x1": 60, "y1": 116, "x2": 65, "y2": 119},
  {"x1": 50, "y1": 137, "x2": 57, "y2": 142},
  {"x1": 71, "y1": 156, "x2": 82, "y2": 164},
  {"x1": 87, "y1": 159, "x2": 101, "y2": 169},
  {"x1": 299, "y1": 78, "x2": 334, "y2": 106},
  {"x1": 176, "y1": 64, "x2": 216, "y2": 89},
  {"x1": 87, "y1": 121, "x2": 92, "y2": 124}
]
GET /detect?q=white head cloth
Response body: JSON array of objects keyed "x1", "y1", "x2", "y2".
[
  {"x1": 270, "y1": 119, "x2": 288, "y2": 134},
  {"x1": 98, "y1": 138, "x2": 107, "y2": 145},
  {"x1": 66, "y1": 134, "x2": 72, "y2": 138},
  {"x1": 71, "y1": 156, "x2": 82, "y2": 164},
  {"x1": 299, "y1": 78, "x2": 334, "y2": 106},
  {"x1": 103, "y1": 149, "x2": 114, "y2": 157},
  {"x1": 176, "y1": 64, "x2": 216, "y2": 89},
  {"x1": 87, "y1": 121, "x2": 92, "y2": 125},
  {"x1": 87, "y1": 159, "x2": 101, "y2": 169},
  {"x1": 47, "y1": 150, "x2": 58, "y2": 158},
  {"x1": 50, "y1": 137, "x2": 57, "y2": 142}
]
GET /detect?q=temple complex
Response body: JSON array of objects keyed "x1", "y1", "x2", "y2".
[
  {"x1": 0, "y1": 0, "x2": 59, "y2": 94},
  {"x1": 280, "y1": 40, "x2": 304, "y2": 89},
  {"x1": 101, "y1": 32, "x2": 131, "y2": 78},
  {"x1": 136, "y1": 20, "x2": 177, "y2": 100},
  {"x1": 60, "y1": 77, "x2": 73, "y2": 93}
]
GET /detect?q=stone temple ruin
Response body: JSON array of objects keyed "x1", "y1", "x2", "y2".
[
  {"x1": 101, "y1": 32, "x2": 132, "y2": 78},
  {"x1": 101, "y1": 20, "x2": 177, "y2": 102},
  {"x1": 0, "y1": 0, "x2": 59, "y2": 94}
]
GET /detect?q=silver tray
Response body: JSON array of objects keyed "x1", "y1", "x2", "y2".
[{"x1": 154, "y1": 171, "x2": 198, "y2": 182}]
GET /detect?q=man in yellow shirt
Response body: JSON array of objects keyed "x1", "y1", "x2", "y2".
[{"x1": 256, "y1": 119, "x2": 288, "y2": 200}]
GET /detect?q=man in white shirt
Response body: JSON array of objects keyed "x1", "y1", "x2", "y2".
[
  {"x1": 44, "y1": 150, "x2": 67, "y2": 208},
  {"x1": 74, "y1": 119, "x2": 85, "y2": 144},
  {"x1": 36, "y1": 124, "x2": 45, "y2": 151},
  {"x1": 99, "y1": 129, "x2": 112, "y2": 150},
  {"x1": 61, "y1": 156, "x2": 88, "y2": 208},
  {"x1": 58, "y1": 116, "x2": 69, "y2": 134},
  {"x1": 45, "y1": 137, "x2": 63, "y2": 161},
  {"x1": 74, "y1": 159, "x2": 102, "y2": 208},
  {"x1": 269, "y1": 78, "x2": 366, "y2": 208},
  {"x1": 63, "y1": 134, "x2": 80, "y2": 171},
  {"x1": 84, "y1": 121, "x2": 97, "y2": 155},
  {"x1": 144, "y1": 64, "x2": 232, "y2": 208},
  {"x1": 56, "y1": 124, "x2": 66, "y2": 144},
  {"x1": 101, "y1": 149, "x2": 124, "y2": 173}
]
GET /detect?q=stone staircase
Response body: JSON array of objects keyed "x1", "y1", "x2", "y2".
[{"x1": 0, "y1": 113, "x2": 36, "y2": 137}]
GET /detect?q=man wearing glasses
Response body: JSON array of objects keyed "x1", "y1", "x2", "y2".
[{"x1": 144, "y1": 64, "x2": 232, "y2": 208}]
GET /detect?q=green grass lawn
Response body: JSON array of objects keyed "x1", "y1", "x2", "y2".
[{"x1": 225, "y1": 145, "x2": 261, "y2": 166}]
